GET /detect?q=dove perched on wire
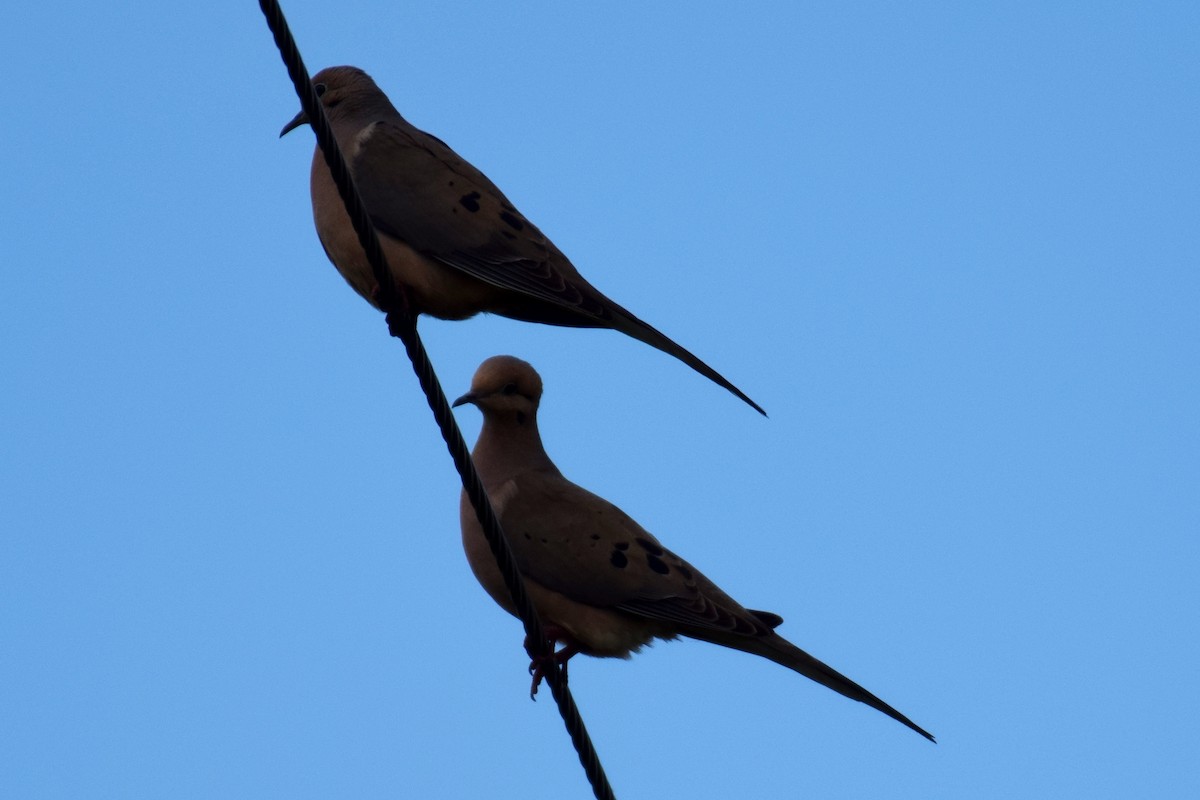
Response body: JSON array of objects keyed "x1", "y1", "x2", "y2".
[
  {"x1": 280, "y1": 66, "x2": 763, "y2": 415},
  {"x1": 453, "y1": 355, "x2": 934, "y2": 741}
]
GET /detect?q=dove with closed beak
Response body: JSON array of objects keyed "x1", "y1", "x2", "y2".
[
  {"x1": 454, "y1": 355, "x2": 933, "y2": 741},
  {"x1": 281, "y1": 66, "x2": 763, "y2": 415}
]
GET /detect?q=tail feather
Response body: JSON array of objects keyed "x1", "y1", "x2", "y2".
[
  {"x1": 755, "y1": 633, "x2": 935, "y2": 742},
  {"x1": 608, "y1": 309, "x2": 767, "y2": 417},
  {"x1": 489, "y1": 273, "x2": 767, "y2": 415}
]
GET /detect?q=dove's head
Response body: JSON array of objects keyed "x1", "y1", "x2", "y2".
[
  {"x1": 280, "y1": 66, "x2": 388, "y2": 137},
  {"x1": 453, "y1": 356, "x2": 544, "y2": 424}
]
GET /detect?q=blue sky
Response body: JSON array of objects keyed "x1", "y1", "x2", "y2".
[{"x1": 3, "y1": 2, "x2": 1197, "y2": 797}]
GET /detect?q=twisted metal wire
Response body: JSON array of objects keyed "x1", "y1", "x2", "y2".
[{"x1": 258, "y1": 2, "x2": 616, "y2": 797}]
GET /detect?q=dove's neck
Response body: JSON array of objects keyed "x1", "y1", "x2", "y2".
[{"x1": 472, "y1": 416, "x2": 559, "y2": 487}]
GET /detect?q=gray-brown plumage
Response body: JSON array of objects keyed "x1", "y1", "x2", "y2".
[
  {"x1": 281, "y1": 66, "x2": 763, "y2": 415},
  {"x1": 454, "y1": 355, "x2": 934, "y2": 741}
]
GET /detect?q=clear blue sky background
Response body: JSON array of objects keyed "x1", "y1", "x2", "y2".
[{"x1": 3, "y1": 2, "x2": 1197, "y2": 797}]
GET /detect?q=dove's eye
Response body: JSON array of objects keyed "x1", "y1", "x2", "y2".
[
  {"x1": 501, "y1": 383, "x2": 519, "y2": 396},
  {"x1": 314, "y1": 83, "x2": 327, "y2": 97}
]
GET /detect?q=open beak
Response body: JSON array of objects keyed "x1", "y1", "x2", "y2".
[
  {"x1": 451, "y1": 391, "x2": 479, "y2": 409},
  {"x1": 279, "y1": 109, "x2": 309, "y2": 138}
]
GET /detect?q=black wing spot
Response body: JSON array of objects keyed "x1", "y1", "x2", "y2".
[
  {"x1": 590, "y1": 534, "x2": 601, "y2": 540},
  {"x1": 459, "y1": 191, "x2": 482, "y2": 212},
  {"x1": 499, "y1": 211, "x2": 525, "y2": 231},
  {"x1": 610, "y1": 550, "x2": 628, "y2": 568},
  {"x1": 636, "y1": 538, "x2": 664, "y2": 556},
  {"x1": 646, "y1": 554, "x2": 670, "y2": 575}
]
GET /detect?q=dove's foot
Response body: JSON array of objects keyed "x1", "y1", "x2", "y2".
[
  {"x1": 525, "y1": 626, "x2": 580, "y2": 699},
  {"x1": 384, "y1": 308, "x2": 415, "y2": 338},
  {"x1": 372, "y1": 283, "x2": 415, "y2": 337}
]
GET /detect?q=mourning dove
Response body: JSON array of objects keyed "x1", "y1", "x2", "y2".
[
  {"x1": 454, "y1": 356, "x2": 934, "y2": 741},
  {"x1": 281, "y1": 66, "x2": 764, "y2": 415}
]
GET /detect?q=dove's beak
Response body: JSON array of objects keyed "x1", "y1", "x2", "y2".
[
  {"x1": 452, "y1": 392, "x2": 479, "y2": 409},
  {"x1": 279, "y1": 110, "x2": 309, "y2": 138}
]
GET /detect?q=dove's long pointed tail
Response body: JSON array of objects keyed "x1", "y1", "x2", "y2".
[
  {"x1": 607, "y1": 309, "x2": 767, "y2": 416},
  {"x1": 756, "y1": 634, "x2": 935, "y2": 742}
]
